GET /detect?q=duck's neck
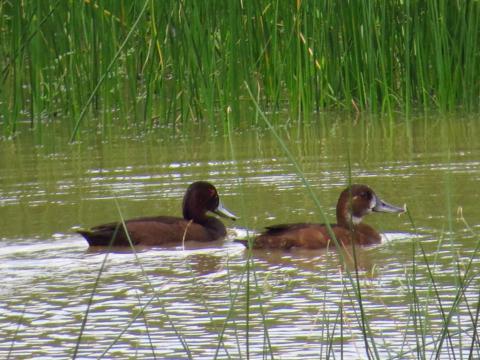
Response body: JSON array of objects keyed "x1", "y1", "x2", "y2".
[
  {"x1": 336, "y1": 207, "x2": 362, "y2": 228},
  {"x1": 183, "y1": 206, "x2": 206, "y2": 224},
  {"x1": 202, "y1": 216, "x2": 227, "y2": 237}
]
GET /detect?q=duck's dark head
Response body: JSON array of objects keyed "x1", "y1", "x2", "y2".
[
  {"x1": 182, "y1": 181, "x2": 237, "y2": 222},
  {"x1": 336, "y1": 184, "x2": 404, "y2": 226}
]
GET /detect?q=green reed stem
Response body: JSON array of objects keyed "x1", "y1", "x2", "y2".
[
  {"x1": 225, "y1": 106, "x2": 275, "y2": 358},
  {"x1": 249, "y1": 259, "x2": 275, "y2": 359},
  {"x1": 72, "y1": 240, "x2": 113, "y2": 359},
  {"x1": 222, "y1": 257, "x2": 245, "y2": 358},
  {"x1": 1, "y1": 1, "x2": 61, "y2": 82},
  {"x1": 75, "y1": 194, "x2": 192, "y2": 359},
  {"x1": 213, "y1": 267, "x2": 246, "y2": 359},
  {"x1": 6, "y1": 301, "x2": 27, "y2": 360},
  {"x1": 69, "y1": 0, "x2": 149, "y2": 142},
  {"x1": 345, "y1": 150, "x2": 380, "y2": 360},
  {"x1": 111, "y1": 196, "x2": 193, "y2": 359},
  {"x1": 180, "y1": 254, "x2": 233, "y2": 358},
  {"x1": 135, "y1": 291, "x2": 157, "y2": 359},
  {"x1": 3, "y1": 1, "x2": 480, "y2": 138},
  {"x1": 246, "y1": 81, "x2": 383, "y2": 358},
  {"x1": 395, "y1": 206, "x2": 480, "y2": 359},
  {"x1": 97, "y1": 294, "x2": 157, "y2": 359},
  {"x1": 468, "y1": 290, "x2": 480, "y2": 359}
]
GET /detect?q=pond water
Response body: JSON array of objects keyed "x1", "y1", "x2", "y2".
[{"x1": 1, "y1": 114, "x2": 479, "y2": 359}]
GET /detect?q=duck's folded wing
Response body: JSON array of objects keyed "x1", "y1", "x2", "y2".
[{"x1": 264, "y1": 223, "x2": 313, "y2": 235}]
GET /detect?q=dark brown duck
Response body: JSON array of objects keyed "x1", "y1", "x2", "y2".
[{"x1": 78, "y1": 181, "x2": 237, "y2": 246}]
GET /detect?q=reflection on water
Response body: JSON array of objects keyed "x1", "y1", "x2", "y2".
[{"x1": 1, "y1": 115, "x2": 480, "y2": 358}]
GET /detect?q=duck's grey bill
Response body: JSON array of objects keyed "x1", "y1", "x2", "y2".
[
  {"x1": 214, "y1": 202, "x2": 238, "y2": 220},
  {"x1": 373, "y1": 197, "x2": 404, "y2": 213}
]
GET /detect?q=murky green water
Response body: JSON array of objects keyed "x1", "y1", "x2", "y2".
[{"x1": 1, "y1": 114, "x2": 480, "y2": 359}]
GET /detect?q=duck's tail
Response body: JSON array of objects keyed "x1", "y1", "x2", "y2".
[
  {"x1": 233, "y1": 239, "x2": 249, "y2": 247},
  {"x1": 76, "y1": 230, "x2": 98, "y2": 246},
  {"x1": 76, "y1": 230, "x2": 114, "y2": 247}
]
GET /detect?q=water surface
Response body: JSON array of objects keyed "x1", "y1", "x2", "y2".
[{"x1": 1, "y1": 114, "x2": 479, "y2": 359}]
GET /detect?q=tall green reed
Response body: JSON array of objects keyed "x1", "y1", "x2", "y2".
[
  {"x1": 2, "y1": 1, "x2": 480, "y2": 138},
  {"x1": 245, "y1": 82, "x2": 387, "y2": 357},
  {"x1": 7, "y1": 301, "x2": 27, "y2": 360}
]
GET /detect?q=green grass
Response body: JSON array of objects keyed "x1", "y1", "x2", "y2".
[{"x1": 1, "y1": 0, "x2": 480, "y2": 138}]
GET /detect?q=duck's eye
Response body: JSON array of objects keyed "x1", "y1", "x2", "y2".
[
  {"x1": 210, "y1": 192, "x2": 219, "y2": 203},
  {"x1": 359, "y1": 191, "x2": 370, "y2": 199},
  {"x1": 208, "y1": 188, "x2": 217, "y2": 198}
]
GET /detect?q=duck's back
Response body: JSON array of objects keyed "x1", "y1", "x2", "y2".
[
  {"x1": 78, "y1": 216, "x2": 227, "y2": 246},
  {"x1": 246, "y1": 222, "x2": 380, "y2": 250},
  {"x1": 250, "y1": 223, "x2": 333, "y2": 249}
]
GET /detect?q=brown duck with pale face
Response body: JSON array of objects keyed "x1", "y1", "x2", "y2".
[{"x1": 238, "y1": 184, "x2": 404, "y2": 250}]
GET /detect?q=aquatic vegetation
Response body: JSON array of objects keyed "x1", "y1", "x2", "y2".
[{"x1": 1, "y1": 0, "x2": 480, "y2": 138}]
